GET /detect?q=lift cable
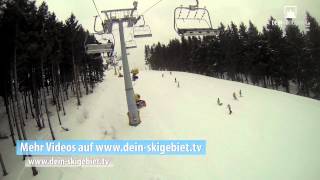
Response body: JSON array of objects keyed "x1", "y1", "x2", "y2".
[
  {"x1": 141, "y1": 0, "x2": 164, "y2": 15},
  {"x1": 92, "y1": 0, "x2": 103, "y2": 22}
]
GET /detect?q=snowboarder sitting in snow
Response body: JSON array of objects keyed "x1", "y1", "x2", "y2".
[
  {"x1": 133, "y1": 74, "x2": 139, "y2": 81},
  {"x1": 217, "y1": 98, "x2": 223, "y2": 106},
  {"x1": 131, "y1": 68, "x2": 139, "y2": 81},
  {"x1": 135, "y1": 94, "x2": 146, "y2": 109},
  {"x1": 132, "y1": 75, "x2": 139, "y2": 81}
]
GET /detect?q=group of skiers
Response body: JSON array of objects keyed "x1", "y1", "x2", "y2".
[
  {"x1": 163, "y1": 72, "x2": 180, "y2": 88},
  {"x1": 113, "y1": 66, "x2": 147, "y2": 109},
  {"x1": 217, "y1": 90, "x2": 243, "y2": 115},
  {"x1": 129, "y1": 70, "x2": 246, "y2": 115}
]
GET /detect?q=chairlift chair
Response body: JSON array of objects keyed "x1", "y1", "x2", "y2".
[
  {"x1": 133, "y1": 25, "x2": 152, "y2": 38},
  {"x1": 126, "y1": 40, "x2": 137, "y2": 49},
  {"x1": 92, "y1": 27, "x2": 116, "y2": 57},
  {"x1": 174, "y1": 0, "x2": 217, "y2": 37},
  {"x1": 125, "y1": 32, "x2": 138, "y2": 49},
  {"x1": 133, "y1": 16, "x2": 152, "y2": 38},
  {"x1": 84, "y1": 26, "x2": 115, "y2": 55}
]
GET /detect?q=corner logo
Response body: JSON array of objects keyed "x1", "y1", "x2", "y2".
[{"x1": 284, "y1": 5, "x2": 297, "y2": 20}]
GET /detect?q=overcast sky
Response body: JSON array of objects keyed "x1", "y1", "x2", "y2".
[{"x1": 35, "y1": 0, "x2": 320, "y2": 69}]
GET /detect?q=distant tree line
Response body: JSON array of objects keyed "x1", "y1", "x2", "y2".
[
  {"x1": 0, "y1": 0, "x2": 104, "y2": 176},
  {"x1": 145, "y1": 13, "x2": 320, "y2": 99}
]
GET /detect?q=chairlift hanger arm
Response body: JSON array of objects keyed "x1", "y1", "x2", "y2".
[
  {"x1": 190, "y1": 0, "x2": 199, "y2": 9},
  {"x1": 131, "y1": 1, "x2": 138, "y2": 16},
  {"x1": 134, "y1": 15, "x2": 146, "y2": 27},
  {"x1": 101, "y1": 8, "x2": 136, "y2": 15}
]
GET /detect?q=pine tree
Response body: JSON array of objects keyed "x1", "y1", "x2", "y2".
[
  {"x1": 145, "y1": 14, "x2": 320, "y2": 100},
  {"x1": 0, "y1": 0, "x2": 105, "y2": 176},
  {"x1": 305, "y1": 12, "x2": 320, "y2": 98},
  {"x1": 285, "y1": 23, "x2": 305, "y2": 95}
]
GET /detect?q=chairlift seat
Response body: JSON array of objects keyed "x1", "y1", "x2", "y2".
[
  {"x1": 126, "y1": 45, "x2": 137, "y2": 49},
  {"x1": 177, "y1": 28, "x2": 218, "y2": 36},
  {"x1": 86, "y1": 43, "x2": 114, "y2": 54},
  {"x1": 134, "y1": 33, "x2": 152, "y2": 38},
  {"x1": 133, "y1": 25, "x2": 152, "y2": 38}
]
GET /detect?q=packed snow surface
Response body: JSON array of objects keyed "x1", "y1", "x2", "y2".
[{"x1": 1, "y1": 69, "x2": 320, "y2": 180}]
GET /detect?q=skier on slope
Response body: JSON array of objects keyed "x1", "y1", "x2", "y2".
[
  {"x1": 135, "y1": 94, "x2": 146, "y2": 109},
  {"x1": 233, "y1": 92, "x2": 238, "y2": 100},
  {"x1": 217, "y1": 98, "x2": 223, "y2": 106},
  {"x1": 227, "y1": 104, "x2": 232, "y2": 115},
  {"x1": 239, "y1": 90, "x2": 243, "y2": 97}
]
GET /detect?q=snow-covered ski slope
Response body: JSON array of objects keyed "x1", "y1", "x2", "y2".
[{"x1": 1, "y1": 70, "x2": 320, "y2": 180}]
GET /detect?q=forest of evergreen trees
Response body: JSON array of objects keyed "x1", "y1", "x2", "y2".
[
  {"x1": 0, "y1": 0, "x2": 105, "y2": 175},
  {"x1": 145, "y1": 13, "x2": 320, "y2": 99}
]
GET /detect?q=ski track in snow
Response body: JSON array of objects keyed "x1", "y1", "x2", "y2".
[{"x1": 1, "y1": 69, "x2": 320, "y2": 180}]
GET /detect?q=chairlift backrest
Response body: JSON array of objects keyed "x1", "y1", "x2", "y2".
[
  {"x1": 126, "y1": 40, "x2": 137, "y2": 49},
  {"x1": 133, "y1": 25, "x2": 152, "y2": 38},
  {"x1": 86, "y1": 43, "x2": 114, "y2": 54}
]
